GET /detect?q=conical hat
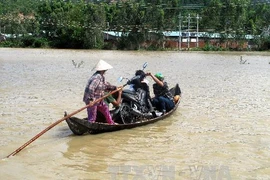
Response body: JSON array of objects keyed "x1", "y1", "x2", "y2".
[{"x1": 94, "y1": 59, "x2": 113, "y2": 71}]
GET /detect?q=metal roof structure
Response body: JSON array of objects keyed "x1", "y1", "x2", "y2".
[
  {"x1": 103, "y1": 31, "x2": 257, "y2": 40},
  {"x1": 252, "y1": 0, "x2": 270, "y2": 4}
]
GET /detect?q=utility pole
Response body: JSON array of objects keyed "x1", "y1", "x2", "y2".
[
  {"x1": 178, "y1": 13, "x2": 182, "y2": 51},
  {"x1": 196, "y1": 14, "x2": 200, "y2": 48},
  {"x1": 182, "y1": 14, "x2": 201, "y2": 50},
  {"x1": 187, "y1": 14, "x2": 191, "y2": 50}
]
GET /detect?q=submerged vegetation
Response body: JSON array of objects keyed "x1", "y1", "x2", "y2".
[{"x1": 0, "y1": 0, "x2": 269, "y2": 50}]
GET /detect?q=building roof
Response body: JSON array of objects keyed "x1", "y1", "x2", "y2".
[
  {"x1": 252, "y1": 0, "x2": 270, "y2": 4},
  {"x1": 103, "y1": 31, "x2": 256, "y2": 39}
]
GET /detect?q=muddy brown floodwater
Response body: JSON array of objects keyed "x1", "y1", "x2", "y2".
[{"x1": 0, "y1": 48, "x2": 270, "y2": 179}]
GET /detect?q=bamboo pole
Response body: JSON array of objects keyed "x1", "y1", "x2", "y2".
[{"x1": 6, "y1": 87, "x2": 123, "y2": 158}]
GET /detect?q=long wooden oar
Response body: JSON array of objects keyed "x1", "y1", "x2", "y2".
[{"x1": 6, "y1": 87, "x2": 123, "y2": 158}]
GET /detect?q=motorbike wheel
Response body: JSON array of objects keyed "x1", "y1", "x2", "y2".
[{"x1": 119, "y1": 102, "x2": 136, "y2": 124}]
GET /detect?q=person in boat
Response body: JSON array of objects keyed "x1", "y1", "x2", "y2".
[
  {"x1": 129, "y1": 70, "x2": 154, "y2": 113},
  {"x1": 83, "y1": 59, "x2": 118, "y2": 125},
  {"x1": 146, "y1": 72, "x2": 175, "y2": 115},
  {"x1": 96, "y1": 89, "x2": 123, "y2": 123},
  {"x1": 104, "y1": 89, "x2": 122, "y2": 108},
  {"x1": 129, "y1": 70, "x2": 149, "y2": 93}
]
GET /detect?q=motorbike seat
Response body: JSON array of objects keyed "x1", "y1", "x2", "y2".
[{"x1": 123, "y1": 89, "x2": 137, "y2": 95}]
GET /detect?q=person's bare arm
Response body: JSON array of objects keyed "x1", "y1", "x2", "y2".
[
  {"x1": 111, "y1": 89, "x2": 122, "y2": 107},
  {"x1": 146, "y1": 72, "x2": 164, "y2": 86}
]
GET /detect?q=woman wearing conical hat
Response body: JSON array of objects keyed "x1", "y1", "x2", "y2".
[{"x1": 83, "y1": 59, "x2": 117, "y2": 124}]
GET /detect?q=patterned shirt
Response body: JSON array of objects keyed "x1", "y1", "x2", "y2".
[
  {"x1": 153, "y1": 81, "x2": 174, "y2": 101},
  {"x1": 83, "y1": 72, "x2": 116, "y2": 104}
]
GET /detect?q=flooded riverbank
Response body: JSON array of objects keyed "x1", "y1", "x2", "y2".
[{"x1": 0, "y1": 48, "x2": 270, "y2": 179}]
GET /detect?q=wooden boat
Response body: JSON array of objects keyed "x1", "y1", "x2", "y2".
[{"x1": 65, "y1": 84, "x2": 181, "y2": 135}]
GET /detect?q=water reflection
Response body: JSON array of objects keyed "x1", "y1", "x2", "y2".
[{"x1": 62, "y1": 115, "x2": 176, "y2": 171}]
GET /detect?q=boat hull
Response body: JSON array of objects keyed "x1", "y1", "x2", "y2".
[{"x1": 66, "y1": 84, "x2": 181, "y2": 135}]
